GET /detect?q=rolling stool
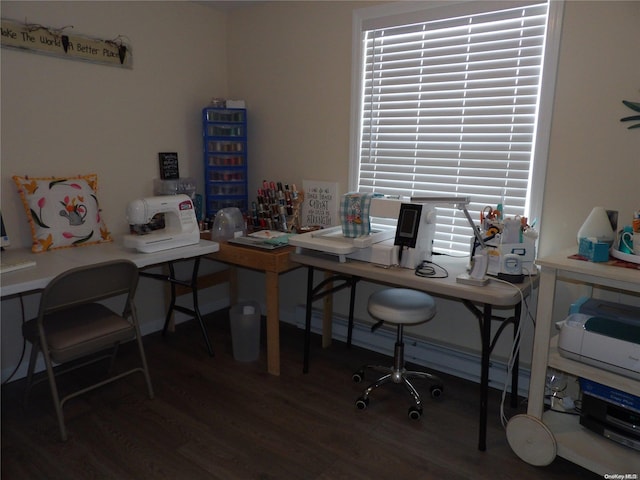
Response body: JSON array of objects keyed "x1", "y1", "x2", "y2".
[{"x1": 353, "y1": 288, "x2": 443, "y2": 419}]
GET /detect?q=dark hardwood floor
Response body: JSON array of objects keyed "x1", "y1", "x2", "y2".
[{"x1": 2, "y1": 310, "x2": 600, "y2": 479}]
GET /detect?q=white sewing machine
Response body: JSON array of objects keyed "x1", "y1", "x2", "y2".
[
  {"x1": 123, "y1": 195, "x2": 200, "y2": 253},
  {"x1": 289, "y1": 197, "x2": 437, "y2": 268}
]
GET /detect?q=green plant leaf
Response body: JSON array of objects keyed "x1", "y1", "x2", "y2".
[
  {"x1": 48, "y1": 179, "x2": 68, "y2": 188},
  {"x1": 73, "y1": 231, "x2": 94, "y2": 245},
  {"x1": 622, "y1": 100, "x2": 640, "y2": 112},
  {"x1": 620, "y1": 101, "x2": 640, "y2": 128},
  {"x1": 29, "y1": 208, "x2": 49, "y2": 228}
]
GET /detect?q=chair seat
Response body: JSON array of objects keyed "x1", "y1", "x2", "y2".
[
  {"x1": 23, "y1": 303, "x2": 135, "y2": 364},
  {"x1": 368, "y1": 288, "x2": 436, "y2": 325}
]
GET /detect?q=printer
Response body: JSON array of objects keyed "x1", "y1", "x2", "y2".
[{"x1": 557, "y1": 297, "x2": 640, "y2": 380}]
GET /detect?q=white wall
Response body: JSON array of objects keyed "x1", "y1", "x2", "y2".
[
  {"x1": 1, "y1": 1, "x2": 230, "y2": 380},
  {"x1": 537, "y1": 1, "x2": 640, "y2": 327},
  {"x1": 539, "y1": 0, "x2": 640, "y2": 256},
  {"x1": 223, "y1": 1, "x2": 640, "y2": 365},
  {"x1": 1, "y1": 1, "x2": 228, "y2": 239},
  {"x1": 225, "y1": 0, "x2": 640, "y2": 256},
  {"x1": 227, "y1": 1, "x2": 365, "y2": 198},
  {"x1": 2, "y1": 1, "x2": 639, "y2": 381}
]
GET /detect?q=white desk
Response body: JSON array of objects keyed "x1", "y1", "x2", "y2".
[
  {"x1": 1, "y1": 240, "x2": 219, "y2": 295},
  {"x1": 1, "y1": 240, "x2": 220, "y2": 354},
  {"x1": 1, "y1": 248, "x2": 79, "y2": 297},
  {"x1": 292, "y1": 250, "x2": 536, "y2": 452}
]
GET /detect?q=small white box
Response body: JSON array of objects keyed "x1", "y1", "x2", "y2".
[
  {"x1": 485, "y1": 236, "x2": 536, "y2": 276},
  {"x1": 153, "y1": 177, "x2": 196, "y2": 199},
  {"x1": 226, "y1": 99, "x2": 246, "y2": 108}
]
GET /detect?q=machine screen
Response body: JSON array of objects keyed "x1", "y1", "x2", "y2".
[
  {"x1": 0, "y1": 212, "x2": 9, "y2": 248},
  {"x1": 394, "y1": 203, "x2": 422, "y2": 248}
]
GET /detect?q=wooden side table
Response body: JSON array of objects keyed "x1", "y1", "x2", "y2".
[{"x1": 206, "y1": 242, "x2": 300, "y2": 375}]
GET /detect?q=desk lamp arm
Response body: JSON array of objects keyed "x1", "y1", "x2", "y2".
[
  {"x1": 410, "y1": 196, "x2": 486, "y2": 249},
  {"x1": 411, "y1": 195, "x2": 489, "y2": 285}
]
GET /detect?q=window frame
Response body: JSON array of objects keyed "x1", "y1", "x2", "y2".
[{"x1": 349, "y1": 0, "x2": 565, "y2": 253}]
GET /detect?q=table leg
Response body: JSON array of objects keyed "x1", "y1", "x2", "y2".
[
  {"x1": 157, "y1": 259, "x2": 214, "y2": 357},
  {"x1": 511, "y1": 302, "x2": 522, "y2": 408},
  {"x1": 162, "y1": 262, "x2": 177, "y2": 337},
  {"x1": 303, "y1": 266, "x2": 314, "y2": 374},
  {"x1": 228, "y1": 265, "x2": 238, "y2": 305},
  {"x1": 189, "y1": 257, "x2": 214, "y2": 357},
  {"x1": 302, "y1": 269, "x2": 359, "y2": 374},
  {"x1": 265, "y1": 270, "x2": 280, "y2": 376},
  {"x1": 479, "y1": 303, "x2": 491, "y2": 451},
  {"x1": 322, "y1": 271, "x2": 333, "y2": 348},
  {"x1": 163, "y1": 263, "x2": 176, "y2": 333},
  {"x1": 346, "y1": 278, "x2": 357, "y2": 347}
]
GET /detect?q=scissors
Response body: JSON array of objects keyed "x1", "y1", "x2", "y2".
[{"x1": 480, "y1": 206, "x2": 497, "y2": 222}]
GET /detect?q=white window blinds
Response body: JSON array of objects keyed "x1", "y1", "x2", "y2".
[{"x1": 356, "y1": 2, "x2": 550, "y2": 254}]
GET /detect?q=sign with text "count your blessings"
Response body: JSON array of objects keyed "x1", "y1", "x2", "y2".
[{"x1": 1, "y1": 19, "x2": 131, "y2": 68}]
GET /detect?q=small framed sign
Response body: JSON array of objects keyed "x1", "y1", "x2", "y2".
[
  {"x1": 302, "y1": 180, "x2": 338, "y2": 228},
  {"x1": 158, "y1": 152, "x2": 179, "y2": 180}
]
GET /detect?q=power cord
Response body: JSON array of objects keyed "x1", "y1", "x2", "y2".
[
  {"x1": 544, "y1": 396, "x2": 581, "y2": 416},
  {"x1": 489, "y1": 272, "x2": 538, "y2": 429},
  {"x1": 413, "y1": 255, "x2": 539, "y2": 428},
  {"x1": 2, "y1": 294, "x2": 28, "y2": 385},
  {"x1": 414, "y1": 260, "x2": 448, "y2": 278}
]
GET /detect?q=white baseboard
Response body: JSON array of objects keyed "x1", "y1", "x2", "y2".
[
  {"x1": 291, "y1": 305, "x2": 530, "y2": 397},
  {"x1": 4, "y1": 299, "x2": 531, "y2": 400}
]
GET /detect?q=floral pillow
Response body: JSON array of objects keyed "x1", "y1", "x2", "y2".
[{"x1": 12, "y1": 174, "x2": 112, "y2": 253}]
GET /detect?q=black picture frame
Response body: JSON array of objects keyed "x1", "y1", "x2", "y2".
[{"x1": 158, "y1": 152, "x2": 179, "y2": 180}]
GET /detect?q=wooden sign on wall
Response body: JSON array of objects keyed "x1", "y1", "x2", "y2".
[{"x1": 1, "y1": 18, "x2": 132, "y2": 68}]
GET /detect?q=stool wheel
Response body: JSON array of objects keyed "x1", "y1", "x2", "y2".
[
  {"x1": 408, "y1": 406, "x2": 423, "y2": 420},
  {"x1": 352, "y1": 370, "x2": 364, "y2": 383},
  {"x1": 355, "y1": 397, "x2": 369, "y2": 410},
  {"x1": 430, "y1": 384, "x2": 444, "y2": 399}
]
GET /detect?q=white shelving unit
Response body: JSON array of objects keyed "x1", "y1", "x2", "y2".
[{"x1": 508, "y1": 248, "x2": 640, "y2": 474}]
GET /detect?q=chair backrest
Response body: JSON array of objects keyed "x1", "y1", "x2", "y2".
[{"x1": 39, "y1": 259, "x2": 139, "y2": 316}]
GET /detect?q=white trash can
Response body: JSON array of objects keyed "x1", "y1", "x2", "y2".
[{"x1": 229, "y1": 301, "x2": 261, "y2": 362}]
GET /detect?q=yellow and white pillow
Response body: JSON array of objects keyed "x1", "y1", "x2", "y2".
[{"x1": 13, "y1": 174, "x2": 112, "y2": 253}]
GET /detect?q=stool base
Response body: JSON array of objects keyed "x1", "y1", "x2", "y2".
[{"x1": 353, "y1": 339, "x2": 443, "y2": 419}]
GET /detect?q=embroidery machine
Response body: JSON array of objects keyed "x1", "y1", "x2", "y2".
[
  {"x1": 291, "y1": 195, "x2": 493, "y2": 285},
  {"x1": 123, "y1": 195, "x2": 200, "y2": 253},
  {"x1": 289, "y1": 196, "x2": 438, "y2": 268}
]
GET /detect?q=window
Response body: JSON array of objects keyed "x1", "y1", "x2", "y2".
[{"x1": 350, "y1": 1, "x2": 563, "y2": 254}]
